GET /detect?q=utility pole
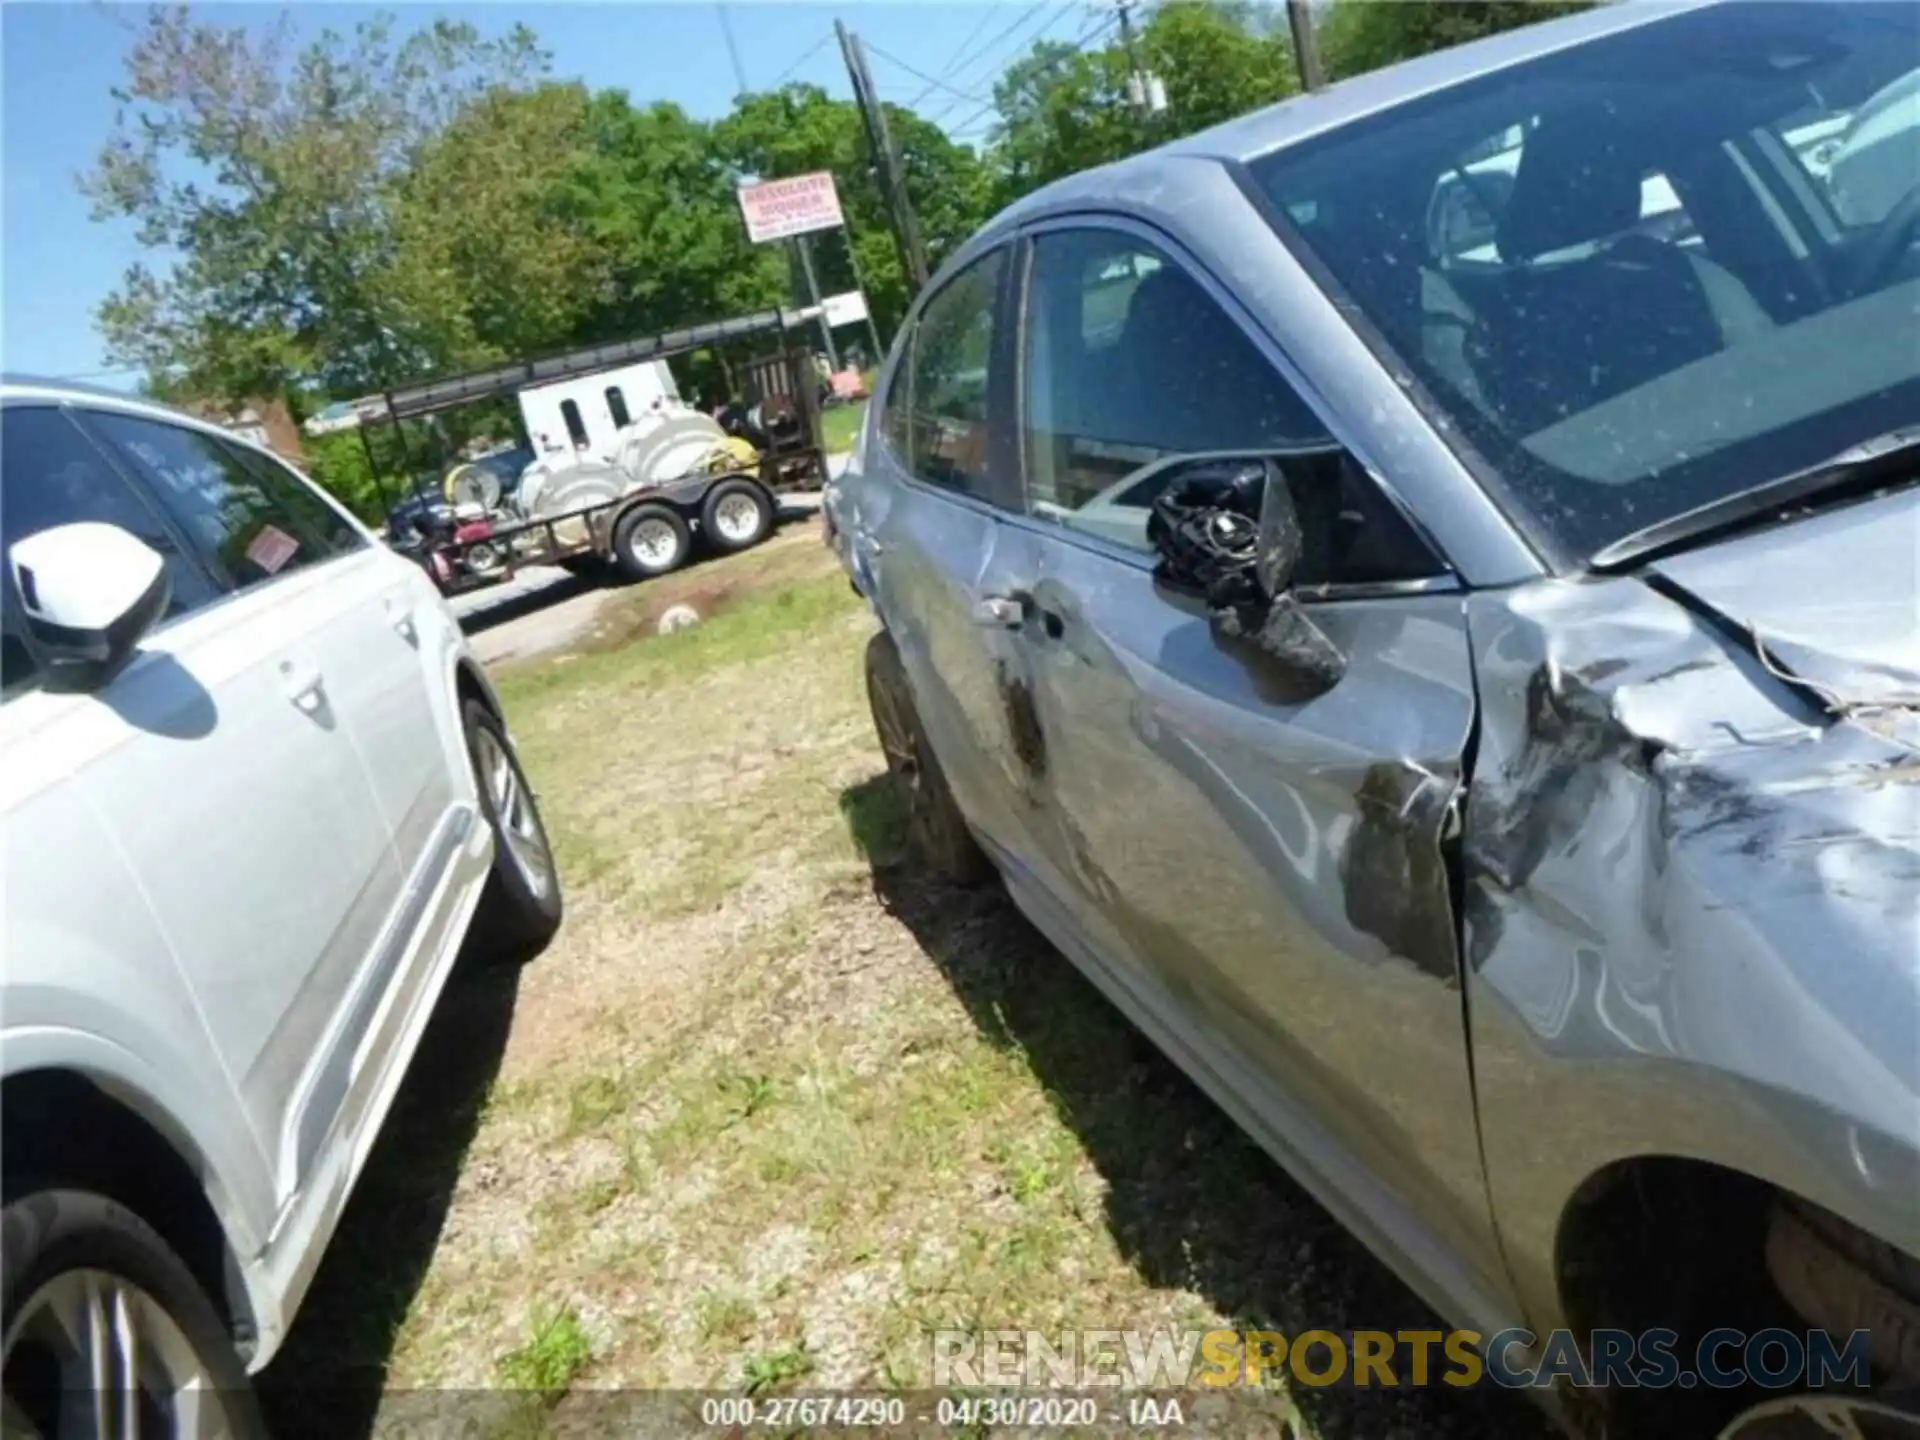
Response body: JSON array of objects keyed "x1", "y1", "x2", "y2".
[
  {"x1": 1115, "y1": 0, "x2": 1167, "y2": 119},
  {"x1": 837, "y1": 221, "x2": 888, "y2": 362},
  {"x1": 1285, "y1": 0, "x2": 1325, "y2": 93},
  {"x1": 836, "y1": 19, "x2": 930, "y2": 296},
  {"x1": 792, "y1": 232, "x2": 840, "y2": 371}
]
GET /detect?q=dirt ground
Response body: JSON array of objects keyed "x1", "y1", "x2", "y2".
[
  {"x1": 258, "y1": 526, "x2": 1555, "y2": 1440},
  {"x1": 452, "y1": 495, "x2": 827, "y2": 668}
]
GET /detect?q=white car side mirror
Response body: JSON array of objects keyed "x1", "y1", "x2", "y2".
[{"x1": 10, "y1": 522, "x2": 170, "y2": 690}]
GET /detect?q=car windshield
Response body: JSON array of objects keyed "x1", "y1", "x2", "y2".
[{"x1": 1248, "y1": 2, "x2": 1920, "y2": 565}]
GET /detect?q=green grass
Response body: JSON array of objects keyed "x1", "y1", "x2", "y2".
[
  {"x1": 819, "y1": 397, "x2": 869, "y2": 455},
  {"x1": 742, "y1": 1344, "x2": 815, "y2": 1394},
  {"x1": 496, "y1": 1305, "x2": 593, "y2": 1391},
  {"x1": 264, "y1": 534, "x2": 1548, "y2": 1440},
  {"x1": 492, "y1": 570, "x2": 860, "y2": 711}
]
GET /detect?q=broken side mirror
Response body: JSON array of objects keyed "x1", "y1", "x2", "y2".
[{"x1": 1146, "y1": 450, "x2": 1347, "y2": 699}]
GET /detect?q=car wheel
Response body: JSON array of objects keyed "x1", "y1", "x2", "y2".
[
  {"x1": 700, "y1": 478, "x2": 774, "y2": 555},
  {"x1": 2, "y1": 1188, "x2": 264, "y2": 1439},
  {"x1": 1769, "y1": 1198, "x2": 1920, "y2": 1382},
  {"x1": 463, "y1": 699, "x2": 563, "y2": 965},
  {"x1": 610, "y1": 503, "x2": 691, "y2": 581},
  {"x1": 864, "y1": 630, "x2": 993, "y2": 886}
]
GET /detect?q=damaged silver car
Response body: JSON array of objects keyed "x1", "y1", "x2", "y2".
[{"x1": 829, "y1": 2, "x2": 1920, "y2": 1435}]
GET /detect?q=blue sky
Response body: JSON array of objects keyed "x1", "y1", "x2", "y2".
[{"x1": 1, "y1": 1, "x2": 1097, "y2": 389}]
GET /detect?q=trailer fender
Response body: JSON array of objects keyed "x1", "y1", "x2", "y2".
[{"x1": 656, "y1": 474, "x2": 722, "y2": 511}]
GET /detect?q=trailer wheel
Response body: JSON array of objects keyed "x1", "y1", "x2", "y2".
[
  {"x1": 700, "y1": 478, "x2": 774, "y2": 555},
  {"x1": 611, "y1": 503, "x2": 691, "y2": 581}
]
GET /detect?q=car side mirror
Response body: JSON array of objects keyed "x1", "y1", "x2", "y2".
[
  {"x1": 9, "y1": 522, "x2": 170, "y2": 691},
  {"x1": 1146, "y1": 451, "x2": 1346, "y2": 699},
  {"x1": 1254, "y1": 460, "x2": 1303, "y2": 600}
]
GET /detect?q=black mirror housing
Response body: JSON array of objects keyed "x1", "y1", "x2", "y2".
[{"x1": 1146, "y1": 451, "x2": 1347, "y2": 698}]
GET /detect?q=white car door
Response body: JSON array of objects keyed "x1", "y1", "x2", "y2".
[
  {"x1": 215, "y1": 438, "x2": 460, "y2": 873},
  {"x1": 200, "y1": 437, "x2": 472, "y2": 1175},
  {"x1": 70, "y1": 405, "x2": 409, "y2": 1208}
]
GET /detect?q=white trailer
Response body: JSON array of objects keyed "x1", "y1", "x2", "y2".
[{"x1": 518, "y1": 359, "x2": 680, "y2": 464}]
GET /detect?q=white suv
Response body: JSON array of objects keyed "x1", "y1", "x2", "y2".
[{"x1": 0, "y1": 379, "x2": 562, "y2": 1433}]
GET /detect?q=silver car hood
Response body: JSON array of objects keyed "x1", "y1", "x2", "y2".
[{"x1": 1650, "y1": 486, "x2": 1920, "y2": 712}]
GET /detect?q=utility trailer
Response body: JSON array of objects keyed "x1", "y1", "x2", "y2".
[{"x1": 333, "y1": 310, "x2": 830, "y2": 596}]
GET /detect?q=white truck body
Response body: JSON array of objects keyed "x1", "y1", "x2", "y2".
[{"x1": 520, "y1": 360, "x2": 679, "y2": 466}]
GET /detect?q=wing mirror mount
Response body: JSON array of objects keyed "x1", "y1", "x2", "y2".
[{"x1": 10, "y1": 522, "x2": 170, "y2": 692}]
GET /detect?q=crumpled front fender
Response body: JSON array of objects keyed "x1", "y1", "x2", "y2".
[{"x1": 1463, "y1": 575, "x2": 1920, "y2": 1334}]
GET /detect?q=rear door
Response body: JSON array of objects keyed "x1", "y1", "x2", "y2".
[
  {"x1": 215, "y1": 436, "x2": 459, "y2": 874},
  {"x1": 1001, "y1": 218, "x2": 1510, "y2": 1314},
  {"x1": 860, "y1": 245, "x2": 1051, "y2": 865}
]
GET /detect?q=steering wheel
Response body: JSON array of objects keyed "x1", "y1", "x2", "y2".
[{"x1": 1851, "y1": 179, "x2": 1920, "y2": 292}]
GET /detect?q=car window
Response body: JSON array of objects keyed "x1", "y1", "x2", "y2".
[
  {"x1": 1769, "y1": 66, "x2": 1920, "y2": 229},
  {"x1": 1018, "y1": 228, "x2": 1329, "y2": 553},
  {"x1": 1251, "y1": 4, "x2": 1920, "y2": 565},
  {"x1": 889, "y1": 249, "x2": 1003, "y2": 496},
  {"x1": 217, "y1": 438, "x2": 367, "y2": 556},
  {"x1": 85, "y1": 411, "x2": 362, "y2": 592},
  {"x1": 1, "y1": 406, "x2": 224, "y2": 698}
]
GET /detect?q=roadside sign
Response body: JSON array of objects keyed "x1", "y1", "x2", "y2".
[
  {"x1": 821, "y1": 290, "x2": 869, "y2": 327},
  {"x1": 738, "y1": 172, "x2": 845, "y2": 244}
]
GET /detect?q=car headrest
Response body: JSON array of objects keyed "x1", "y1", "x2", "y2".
[
  {"x1": 1119, "y1": 269, "x2": 1199, "y2": 352},
  {"x1": 1498, "y1": 106, "x2": 1646, "y2": 263}
]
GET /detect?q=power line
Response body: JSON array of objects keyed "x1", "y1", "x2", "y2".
[
  {"x1": 927, "y1": 2, "x2": 1095, "y2": 127},
  {"x1": 766, "y1": 32, "x2": 833, "y2": 90},
  {"x1": 930, "y1": 0, "x2": 1056, "y2": 103},
  {"x1": 715, "y1": 3, "x2": 750, "y2": 95},
  {"x1": 901, "y1": 4, "x2": 1000, "y2": 111},
  {"x1": 940, "y1": 11, "x2": 1117, "y2": 138},
  {"x1": 865, "y1": 41, "x2": 991, "y2": 109}
]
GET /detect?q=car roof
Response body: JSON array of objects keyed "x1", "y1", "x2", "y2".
[
  {"x1": 0, "y1": 373, "x2": 343, "y2": 490},
  {"x1": 2, "y1": 373, "x2": 213, "y2": 427},
  {"x1": 973, "y1": 0, "x2": 1707, "y2": 243}
]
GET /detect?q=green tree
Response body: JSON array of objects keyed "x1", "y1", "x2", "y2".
[
  {"x1": 1142, "y1": 0, "x2": 1297, "y2": 133},
  {"x1": 566, "y1": 93, "x2": 786, "y2": 343},
  {"x1": 1318, "y1": 1, "x2": 1593, "y2": 81},
  {"x1": 85, "y1": 6, "x2": 551, "y2": 401},
  {"x1": 302, "y1": 430, "x2": 408, "y2": 522},
  {"x1": 989, "y1": 41, "x2": 1141, "y2": 203},
  {"x1": 984, "y1": 2, "x2": 1298, "y2": 201},
  {"x1": 385, "y1": 82, "x2": 607, "y2": 371}
]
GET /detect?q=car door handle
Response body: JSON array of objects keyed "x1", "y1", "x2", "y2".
[
  {"x1": 279, "y1": 659, "x2": 327, "y2": 714},
  {"x1": 385, "y1": 596, "x2": 417, "y2": 645},
  {"x1": 972, "y1": 593, "x2": 1026, "y2": 629}
]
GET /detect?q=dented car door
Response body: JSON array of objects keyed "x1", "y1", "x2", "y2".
[{"x1": 1001, "y1": 219, "x2": 1514, "y2": 1322}]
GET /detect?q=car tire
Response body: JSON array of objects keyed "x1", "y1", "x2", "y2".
[
  {"x1": 2, "y1": 1187, "x2": 264, "y2": 1438},
  {"x1": 864, "y1": 630, "x2": 993, "y2": 886},
  {"x1": 1767, "y1": 1199, "x2": 1920, "y2": 1382},
  {"x1": 463, "y1": 699, "x2": 563, "y2": 966},
  {"x1": 611, "y1": 503, "x2": 691, "y2": 581},
  {"x1": 699, "y1": 478, "x2": 774, "y2": 555}
]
